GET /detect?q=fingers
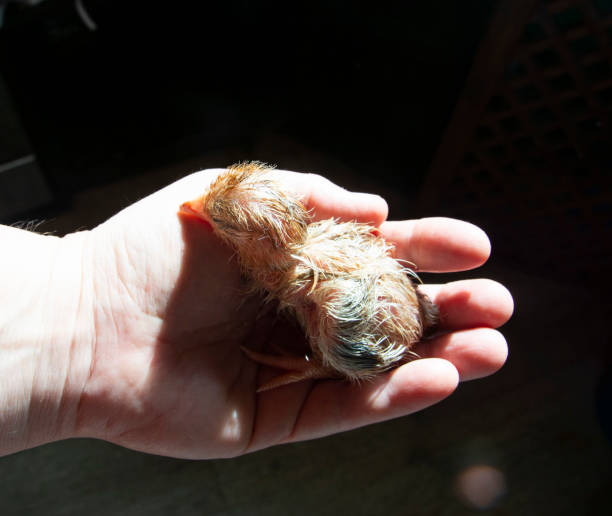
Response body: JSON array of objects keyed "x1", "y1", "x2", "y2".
[
  {"x1": 419, "y1": 279, "x2": 514, "y2": 331},
  {"x1": 277, "y1": 171, "x2": 389, "y2": 226},
  {"x1": 414, "y1": 328, "x2": 508, "y2": 382},
  {"x1": 380, "y1": 218, "x2": 491, "y2": 272},
  {"x1": 412, "y1": 279, "x2": 512, "y2": 381},
  {"x1": 281, "y1": 175, "x2": 492, "y2": 276},
  {"x1": 248, "y1": 279, "x2": 510, "y2": 448},
  {"x1": 281, "y1": 358, "x2": 458, "y2": 443}
]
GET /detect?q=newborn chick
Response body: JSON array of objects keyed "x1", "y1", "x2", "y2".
[{"x1": 180, "y1": 163, "x2": 438, "y2": 391}]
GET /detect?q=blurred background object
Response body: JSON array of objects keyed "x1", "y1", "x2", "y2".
[
  {"x1": 0, "y1": 71, "x2": 52, "y2": 219},
  {"x1": 1, "y1": 1, "x2": 610, "y2": 515}
]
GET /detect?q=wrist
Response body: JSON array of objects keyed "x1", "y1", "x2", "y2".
[
  {"x1": 47, "y1": 231, "x2": 96, "y2": 444},
  {"x1": 0, "y1": 226, "x2": 94, "y2": 455}
]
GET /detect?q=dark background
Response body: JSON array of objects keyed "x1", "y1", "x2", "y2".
[
  {"x1": 1, "y1": 1, "x2": 610, "y2": 515},
  {"x1": 0, "y1": 0, "x2": 492, "y2": 203}
]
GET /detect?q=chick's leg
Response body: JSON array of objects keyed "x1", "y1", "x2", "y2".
[{"x1": 240, "y1": 347, "x2": 338, "y2": 392}]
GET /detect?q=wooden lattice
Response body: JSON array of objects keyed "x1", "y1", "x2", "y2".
[{"x1": 422, "y1": 0, "x2": 612, "y2": 284}]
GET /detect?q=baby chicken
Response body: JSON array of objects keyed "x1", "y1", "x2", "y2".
[{"x1": 180, "y1": 163, "x2": 438, "y2": 391}]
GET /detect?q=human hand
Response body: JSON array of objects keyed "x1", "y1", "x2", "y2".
[{"x1": 70, "y1": 169, "x2": 512, "y2": 459}]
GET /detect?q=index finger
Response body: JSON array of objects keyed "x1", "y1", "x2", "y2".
[
  {"x1": 276, "y1": 170, "x2": 389, "y2": 226},
  {"x1": 380, "y1": 218, "x2": 491, "y2": 273}
]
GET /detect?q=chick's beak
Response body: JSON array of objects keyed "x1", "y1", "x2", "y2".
[{"x1": 179, "y1": 197, "x2": 210, "y2": 223}]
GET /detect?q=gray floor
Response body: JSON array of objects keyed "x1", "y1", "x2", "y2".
[{"x1": 2, "y1": 143, "x2": 610, "y2": 515}]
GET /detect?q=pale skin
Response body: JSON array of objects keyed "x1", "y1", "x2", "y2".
[{"x1": 0, "y1": 169, "x2": 513, "y2": 459}]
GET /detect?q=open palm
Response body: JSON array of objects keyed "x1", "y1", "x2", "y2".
[{"x1": 74, "y1": 169, "x2": 512, "y2": 459}]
